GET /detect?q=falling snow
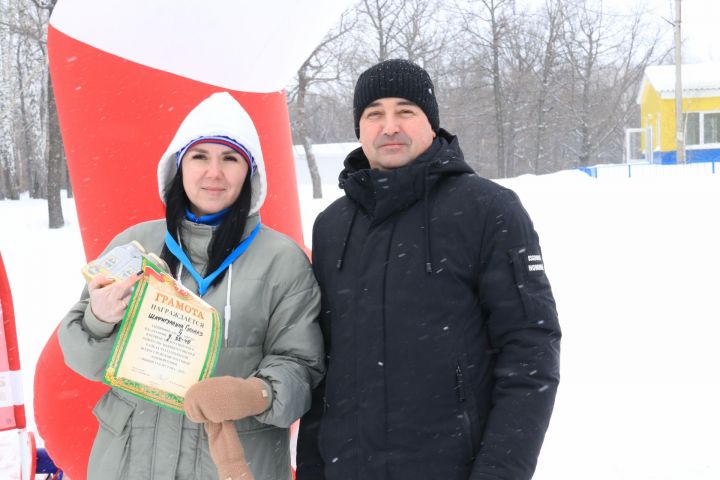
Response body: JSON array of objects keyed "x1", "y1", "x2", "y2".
[{"x1": 1, "y1": 159, "x2": 719, "y2": 479}]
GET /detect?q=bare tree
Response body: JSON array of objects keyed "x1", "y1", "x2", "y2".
[
  {"x1": 457, "y1": 0, "x2": 515, "y2": 177},
  {"x1": 30, "y1": 0, "x2": 64, "y2": 227},
  {"x1": 358, "y1": 0, "x2": 405, "y2": 61},
  {"x1": 0, "y1": 0, "x2": 64, "y2": 226},
  {"x1": 289, "y1": 12, "x2": 357, "y2": 198},
  {"x1": 500, "y1": 5, "x2": 541, "y2": 177},
  {"x1": 558, "y1": 0, "x2": 665, "y2": 167},
  {"x1": 14, "y1": 1, "x2": 47, "y2": 197},
  {"x1": 0, "y1": 1, "x2": 20, "y2": 200},
  {"x1": 45, "y1": 69, "x2": 64, "y2": 227},
  {"x1": 532, "y1": 0, "x2": 563, "y2": 174},
  {"x1": 394, "y1": 0, "x2": 449, "y2": 66}
]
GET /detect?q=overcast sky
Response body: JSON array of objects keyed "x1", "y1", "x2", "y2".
[{"x1": 645, "y1": 0, "x2": 720, "y2": 62}]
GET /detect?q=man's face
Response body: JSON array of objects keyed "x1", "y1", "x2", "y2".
[{"x1": 359, "y1": 97, "x2": 436, "y2": 170}]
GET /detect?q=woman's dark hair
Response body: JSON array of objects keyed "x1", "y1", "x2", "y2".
[{"x1": 160, "y1": 167, "x2": 252, "y2": 289}]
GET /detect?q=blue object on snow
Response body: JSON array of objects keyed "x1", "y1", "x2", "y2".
[{"x1": 36, "y1": 448, "x2": 63, "y2": 479}]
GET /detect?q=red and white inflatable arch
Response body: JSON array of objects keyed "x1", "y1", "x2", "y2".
[
  {"x1": 34, "y1": 2, "x2": 353, "y2": 478},
  {"x1": 1, "y1": 252, "x2": 24, "y2": 433},
  {"x1": 1, "y1": 252, "x2": 26, "y2": 478}
]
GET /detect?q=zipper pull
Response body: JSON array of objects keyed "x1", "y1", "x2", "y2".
[{"x1": 456, "y1": 364, "x2": 466, "y2": 402}]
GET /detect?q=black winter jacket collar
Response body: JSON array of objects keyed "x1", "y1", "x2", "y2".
[
  {"x1": 339, "y1": 129, "x2": 472, "y2": 221},
  {"x1": 335, "y1": 130, "x2": 474, "y2": 272}
]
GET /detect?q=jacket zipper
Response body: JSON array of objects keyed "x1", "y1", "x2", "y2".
[
  {"x1": 455, "y1": 363, "x2": 466, "y2": 402},
  {"x1": 456, "y1": 362, "x2": 476, "y2": 458}
]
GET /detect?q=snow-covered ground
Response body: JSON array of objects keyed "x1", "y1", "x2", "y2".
[{"x1": 1, "y1": 156, "x2": 720, "y2": 479}]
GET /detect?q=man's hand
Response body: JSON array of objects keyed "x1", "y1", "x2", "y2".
[{"x1": 88, "y1": 273, "x2": 141, "y2": 324}]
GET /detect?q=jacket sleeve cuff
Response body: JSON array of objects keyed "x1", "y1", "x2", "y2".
[
  {"x1": 254, "y1": 376, "x2": 275, "y2": 411},
  {"x1": 82, "y1": 306, "x2": 117, "y2": 338}
]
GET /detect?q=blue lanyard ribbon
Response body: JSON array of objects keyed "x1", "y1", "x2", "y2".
[
  {"x1": 185, "y1": 207, "x2": 229, "y2": 226},
  {"x1": 164, "y1": 221, "x2": 262, "y2": 296}
]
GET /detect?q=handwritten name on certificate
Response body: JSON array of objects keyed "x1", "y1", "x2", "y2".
[{"x1": 104, "y1": 263, "x2": 221, "y2": 411}]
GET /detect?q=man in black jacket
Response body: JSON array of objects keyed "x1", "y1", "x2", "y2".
[{"x1": 297, "y1": 59, "x2": 561, "y2": 480}]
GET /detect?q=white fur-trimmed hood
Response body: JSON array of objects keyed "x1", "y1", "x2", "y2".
[{"x1": 157, "y1": 92, "x2": 267, "y2": 215}]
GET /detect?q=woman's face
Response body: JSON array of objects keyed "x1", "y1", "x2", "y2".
[{"x1": 181, "y1": 142, "x2": 249, "y2": 216}]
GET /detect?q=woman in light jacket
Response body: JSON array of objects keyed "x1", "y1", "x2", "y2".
[{"x1": 58, "y1": 91, "x2": 324, "y2": 480}]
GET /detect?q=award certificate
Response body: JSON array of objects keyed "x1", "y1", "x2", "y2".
[{"x1": 104, "y1": 262, "x2": 221, "y2": 411}]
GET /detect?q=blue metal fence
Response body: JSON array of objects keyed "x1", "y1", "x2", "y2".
[{"x1": 580, "y1": 160, "x2": 718, "y2": 179}]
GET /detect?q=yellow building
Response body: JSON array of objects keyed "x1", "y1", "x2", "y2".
[{"x1": 637, "y1": 63, "x2": 720, "y2": 163}]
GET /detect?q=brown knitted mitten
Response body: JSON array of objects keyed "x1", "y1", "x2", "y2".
[
  {"x1": 184, "y1": 376, "x2": 270, "y2": 423},
  {"x1": 205, "y1": 421, "x2": 254, "y2": 480}
]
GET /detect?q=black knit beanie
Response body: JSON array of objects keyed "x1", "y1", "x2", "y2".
[{"x1": 353, "y1": 59, "x2": 439, "y2": 138}]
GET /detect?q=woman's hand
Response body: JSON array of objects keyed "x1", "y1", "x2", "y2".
[
  {"x1": 88, "y1": 273, "x2": 141, "y2": 324},
  {"x1": 184, "y1": 376, "x2": 270, "y2": 423}
]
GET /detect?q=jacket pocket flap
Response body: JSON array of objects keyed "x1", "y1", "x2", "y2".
[{"x1": 93, "y1": 390, "x2": 135, "y2": 436}]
